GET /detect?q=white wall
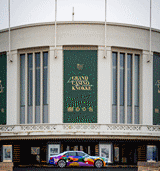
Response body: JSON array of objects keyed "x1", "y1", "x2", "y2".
[
  {"x1": 7, "y1": 50, "x2": 19, "y2": 125},
  {"x1": 98, "y1": 46, "x2": 112, "y2": 124},
  {"x1": 6, "y1": 47, "x2": 154, "y2": 126},
  {"x1": 0, "y1": 22, "x2": 160, "y2": 53},
  {"x1": 49, "y1": 46, "x2": 63, "y2": 124},
  {"x1": 141, "y1": 50, "x2": 153, "y2": 125},
  {"x1": 4, "y1": 22, "x2": 157, "y2": 126}
]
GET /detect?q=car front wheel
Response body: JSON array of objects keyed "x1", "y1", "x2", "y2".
[
  {"x1": 94, "y1": 159, "x2": 103, "y2": 168},
  {"x1": 58, "y1": 159, "x2": 66, "y2": 168}
]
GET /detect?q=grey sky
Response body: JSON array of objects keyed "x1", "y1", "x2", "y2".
[{"x1": 0, "y1": 0, "x2": 160, "y2": 30}]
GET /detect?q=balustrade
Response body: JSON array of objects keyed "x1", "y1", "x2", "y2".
[{"x1": 0, "y1": 124, "x2": 159, "y2": 138}]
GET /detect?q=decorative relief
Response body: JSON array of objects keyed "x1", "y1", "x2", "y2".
[
  {"x1": 147, "y1": 126, "x2": 160, "y2": 131},
  {"x1": 0, "y1": 124, "x2": 159, "y2": 137},
  {"x1": 0, "y1": 126, "x2": 14, "y2": 132},
  {"x1": 106, "y1": 125, "x2": 141, "y2": 131},
  {"x1": 63, "y1": 124, "x2": 100, "y2": 130},
  {"x1": 0, "y1": 80, "x2": 4, "y2": 93},
  {"x1": 155, "y1": 80, "x2": 160, "y2": 93},
  {"x1": 20, "y1": 125, "x2": 56, "y2": 131}
]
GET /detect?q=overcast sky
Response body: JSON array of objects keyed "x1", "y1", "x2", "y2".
[{"x1": 0, "y1": 0, "x2": 160, "y2": 30}]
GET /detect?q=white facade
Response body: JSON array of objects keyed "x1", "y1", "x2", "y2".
[{"x1": 0, "y1": 21, "x2": 159, "y2": 139}]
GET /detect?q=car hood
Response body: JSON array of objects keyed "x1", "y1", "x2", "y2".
[
  {"x1": 50, "y1": 154, "x2": 61, "y2": 158},
  {"x1": 89, "y1": 156, "x2": 108, "y2": 161}
]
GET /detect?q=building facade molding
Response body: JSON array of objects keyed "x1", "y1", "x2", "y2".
[{"x1": 0, "y1": 124, "x2": 159, "y2": 138}]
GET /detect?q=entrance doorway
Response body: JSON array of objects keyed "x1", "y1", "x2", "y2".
[
  {"x1": 113, "y1": 142, "x2": 138, "y2": 165},
  {"x1": 20, "y1": 144, "x2": 40, "y2": 165},
  {"x1": 20, "y1": 140, "x2": 47, "y2": 165}
]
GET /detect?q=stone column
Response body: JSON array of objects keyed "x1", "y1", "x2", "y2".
[
  {"x1": 49, "y1": 46, "x2": 63, "y2": 124},
  {"x1": 140, "y1": 50, "x2": 153, "y2": 125},
  {"x1": 98, "y1": 46, "x2": 112, "y2": 124},
  {"x1": 7, "y1": 50, "x2": 19, "y2": 125}
]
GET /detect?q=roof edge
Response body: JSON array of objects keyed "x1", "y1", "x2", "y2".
[{"x1": 0, "y1": 21, "x2": 160, "y2": 33}]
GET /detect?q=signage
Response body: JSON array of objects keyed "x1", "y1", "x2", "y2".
[
  {"x1": 153, "y1": 53, "x2": 160, "y2": 125},
  {"x1": 3, "y1": 145, "x2": 12, "y2": 162},
  {"x1": 47, "y1": 144, "x2": 60, "y2": 163},
  {"x1": 63, "y1": 50, "x2": 97, "y2": 123},
  {"x1": 147, "y1": 145, "x2": 157, "y2": 162},
  {"x1": 0, "y1": 53, "x2": 6, "y2": 125},
  {"x1": 99, "y1": 144, "x2": 112, "y2": 163}
]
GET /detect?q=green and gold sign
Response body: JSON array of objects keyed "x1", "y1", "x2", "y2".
[
  {"x1": 153, "y1": 53, "x2": 160, "y2": 125},
  {"x1": 63, "y1": 50, "x2": 97, "y2": 123},
  {"x1": 0, "y1": 53, "x2": 6, "y2": 125}
]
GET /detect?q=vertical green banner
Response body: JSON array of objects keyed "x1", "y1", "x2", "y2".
[
  {"x1": 153, "y1": 53, "x2": 160, "y2": 125},
  {"x1": 0, "y1": 53, "x2": 6, "y2": 125},
  {"x1": 63, "y1": 50, "x2": 97, "y2": 123}
]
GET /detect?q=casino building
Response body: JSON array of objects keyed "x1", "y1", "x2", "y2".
[{"x1": 0, "y1": 21, "x2": 160, "y2": 166}]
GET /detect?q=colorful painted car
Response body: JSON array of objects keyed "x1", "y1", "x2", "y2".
[{"x1": 49, "y1": 151, "x2": 108, "y2": 168}]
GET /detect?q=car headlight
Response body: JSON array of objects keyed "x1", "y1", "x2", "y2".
[{"x1": 103, "y1": 158, "x2": 108, "y2": 162}]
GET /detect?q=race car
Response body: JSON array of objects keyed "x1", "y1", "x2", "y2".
[{"x1": 49, "y1": 151, "x2": 108, "y2": 168}]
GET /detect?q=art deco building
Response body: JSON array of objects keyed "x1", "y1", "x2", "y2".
[{"x1": 0, "y1": 21, "x2": 160, "y2": 166}]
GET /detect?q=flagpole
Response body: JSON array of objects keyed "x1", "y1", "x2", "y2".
[
  {"x1": 72, "y1": 7, "x2": 74, "y2": 21},
  {"x1": 104, "y1": 0, "x2": 107, "y2": 58},
  {"x1": 149, "y1": 0, "x2": 152, "y2": 62},
  {"x1": 8, "y1": 0, "x2": 12, "y2": 62},
  {"x1": 55, "y1": 0, "x2": 57, "y2": 58}
]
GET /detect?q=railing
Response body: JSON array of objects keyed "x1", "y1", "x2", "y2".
[{"x1": 0, "y1": 123, "x2": 159, "y2": 137}]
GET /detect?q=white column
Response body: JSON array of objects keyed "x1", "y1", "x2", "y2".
[
  {"x1": 98, "y1": 46, "x2": 112, "y2": 124},
  {"x1": 49, "y1": 46, "x2": 63, "y2": 124},
  {"x1": 7, "y1": 50, "x2": 19, "y2": 125},
  {"x1": 141, "y1": 50, "x2": 153, "y2": 125}
]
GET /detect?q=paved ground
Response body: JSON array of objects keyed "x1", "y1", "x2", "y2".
[{"x1": 13, "y1": 166, "x2": 138, "y2": 171}]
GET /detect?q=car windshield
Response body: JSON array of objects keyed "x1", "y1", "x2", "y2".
[
  {"x1": 56, "y1": 151, "x2": 90, "y2": 157},
  {"x1": 84, "y1": 154, "x2": 90, "y2": 157},
  {"x1": 58, "y1": 151, "x2": 67, "y2": 155},
  {"x1": 77, "y1": 151, "x2": 90, "y2": 157}
]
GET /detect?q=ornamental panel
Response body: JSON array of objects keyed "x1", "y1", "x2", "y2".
[
  {"x1": 153, "y1": 53, "x2": 160, "y2": 125},
  {"x1": 0, "y1": 53, "x2": 6, "y2": 125},
  {"x1": 63, "y1": 50, "x2": 97, "y2": 123}
]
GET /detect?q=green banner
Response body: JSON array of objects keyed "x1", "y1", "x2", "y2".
[
  {"x1": 63, "y1": 50, "x2": 97, "y2": 123},
  {"x1": 153, "y1": 53, "x2": 160, "y2": 125},
  {"x1": 0, "y1": 53, "x2": 6, "y2": 125}
]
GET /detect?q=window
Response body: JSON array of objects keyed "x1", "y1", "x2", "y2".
[
  {"x1": 77, "y1": 152, "x2": 86, "y2": 156},
  {"x1": 147, "y1": 145, "x2": 157, "y2": 162},
  {"x1": 112, "y1": 52, "x2": 117, "y2": 123},
  {"x1": 114, "y1": 146, "x2": 119, "y2": 162},
  {"x1": 120, "y1": 53, "x2": 125, "y2": 123},
  {"x1": 20, "y1": 50, "x2": 48, "y2": 124},
  {"x1": 20, "y1": 54, "x2": 25, "y2": 124},
  {"x1": 112, "y1": 49, "x2": 140, "y2": 124},
  {"x1": 66, "y1": 152, "x2": 76, "y2": 156},
  {"x1": 127, "y1": 54, "x2": 132, "y2": 123}
]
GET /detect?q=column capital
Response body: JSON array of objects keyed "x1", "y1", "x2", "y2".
[
  {"x1": 142, "y1": 50, "x2": 153, "y2": 63},
  {"x1": 49, "y1": 46, "x2": 63, "y2": 51},
  {"x1": 142, "y1": 50, "x2": 153, "y2": 56},
  {"x1": 7, "y1": 50, "x2": 18, "y2": 55},
  {"x1": 98, "y1": 46, "x2": 111, "y2": 51}
]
